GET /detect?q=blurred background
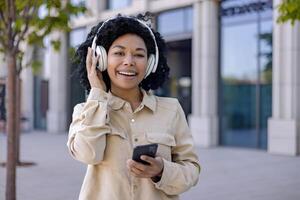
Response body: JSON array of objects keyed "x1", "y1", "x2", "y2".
[
  {"x1": 0, "y1": 0, "x2": 297, "y2": 153},
  {"x1": 0, "y1": 0, "x2": 300, "y2": 199}
]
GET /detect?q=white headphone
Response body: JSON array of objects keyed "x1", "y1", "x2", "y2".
[{"x1": 91, "y1": 16, "x2": 159, "y2": 78}]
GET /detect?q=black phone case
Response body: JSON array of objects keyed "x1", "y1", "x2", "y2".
[{"x1": 132, "y1": 143, "x2": 158, "y2": 165}]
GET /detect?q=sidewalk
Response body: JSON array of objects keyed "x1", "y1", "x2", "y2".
[{"x1": 1, "y1": 131, "x2": 300, "y2": 200}]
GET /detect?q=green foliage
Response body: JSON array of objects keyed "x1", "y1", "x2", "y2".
[
  {"x1": 51, "y1": 40, "x2": 61, "y2": 51},
  {"x1": 31, "y1": 60, "x2": 43, "y2": 75},
  {"x1": 259, "y1": 32, "x2": 272, "y2": 84},
  {"x1": 0, "y1": 0, "x2": 86, "y2": 52},
  {"x1": 277, "y1": 0, "x2": 300, "y2": 25},
  {"x1": 68, "y1": 46, "x2": 78, "y2": 63},
  {"x1": 0, "y1": 0, "x2": 86, "y2": 74}
]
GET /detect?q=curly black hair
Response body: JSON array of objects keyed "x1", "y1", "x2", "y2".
[{"x1": 73, "y1": 13, "x2": 170, "y2": 92}]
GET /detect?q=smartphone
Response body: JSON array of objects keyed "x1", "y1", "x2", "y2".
[{"x1": 132, "y1": 143, "x2": 158, "y2": 165}]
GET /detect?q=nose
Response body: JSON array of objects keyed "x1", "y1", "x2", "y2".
[{"x1": 123, "y1": 54, "x2": 134, "y2": 66}]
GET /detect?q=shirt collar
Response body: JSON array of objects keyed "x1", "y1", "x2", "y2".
[
  {"x1": 108, "y1": 91, "x2": 125, "y2": 110},
  {"x1": 108, "y1": 89, "x2": 156, "y2": 112},
  {"x1": 141, "y1": 89, "x2": 156, "y2": 112}
]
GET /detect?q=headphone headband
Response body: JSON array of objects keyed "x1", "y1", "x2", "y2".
[{"x1": 92, "y1": 15, "x2": 159, "y2": 77}]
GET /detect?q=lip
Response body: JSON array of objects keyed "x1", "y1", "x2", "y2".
[
  {"x1": 117, "y1": 71, "x2": 137, "y2": 76},
  {"x1": 116, "y1": 70, "x2": 138, "y2": 80},
  {"x1": 117, "y1": 68, "x2": 137, "y2": 72}
]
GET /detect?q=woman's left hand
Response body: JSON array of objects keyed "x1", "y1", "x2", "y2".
[{"x1": 127, "y1": 156, "x2": 164, "y2": 179}]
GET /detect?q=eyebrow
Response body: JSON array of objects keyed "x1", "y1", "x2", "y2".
[{"x1": 112, "y1": 45, "x2": 146, "y2": 53}]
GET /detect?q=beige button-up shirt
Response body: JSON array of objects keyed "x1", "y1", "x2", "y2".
[{"x1": 67, "y1": 88, "x2": 200, "y2": 200}]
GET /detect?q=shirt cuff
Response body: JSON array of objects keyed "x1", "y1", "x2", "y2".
[
  {"x1": 87, "y1": 87, "x2": 109, "y2": 102},
  {"x1": 153, "y1": 158, "x2": 175, "y2": 189}
]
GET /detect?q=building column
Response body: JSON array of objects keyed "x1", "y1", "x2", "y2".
[
  {"x1": 20, "y1": 46, "x2": 34, "y2": 131},
  {"x1": 132, "y1": 0, "x2": 149, "y2": 11},
  {"x1": 0, "y1": 54, "x2": 7, "y2": 133},
  {"x1": 47, "y1": 32, "x2": 68, "y2": 133},
  {"x1": 268, "y1": 0, "x2": 300, "y2": 156},
  {"x1": 86, "y1": 0, "x2": 106, "y2": 15},
  {"x1": 189, "y1": 0, "x2": 219, "y2": 147},
  {"x1": 0, "y1": 54, "x2": 7, "y2": 78}
]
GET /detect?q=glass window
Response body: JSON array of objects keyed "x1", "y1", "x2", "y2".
[
  {"x1": 259, "y1": 20, "x2": 272, "y2": 149},
  {"x1": 107, "y1": 0, "x2": 132, "y2": 10},
  {"x1": 70, "y1": 28, "x2": 86, "y2": 48},
  {"x1": 157, "y1": 7, "x2": 193, "y2": 36},
  {"x1": 186, "y1": 7, "x2": 193, "y2": 32},
  {"x1": 68, "y1": 28, "x2": 87, "y2": 125},
  {"x1": 220, "y1": 0, "x2": 273, "y2": 149},
  {"x1": 71, "y1": 0, "x2": 85, "y2": 6},
  {"x1": 155, "y1": 39, "x2": 192, "y2": 116},
  {"x1": 222, "y1": 23, "x2": 258, "y2": 82},
  {"x1": 0, "y1": 83, "x2": 5, "y2": 122}
]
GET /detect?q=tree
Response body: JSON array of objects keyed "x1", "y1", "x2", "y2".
[
  {"x1": 0, "y1": 1, "x2": 86, "y2": 199},
  {"x1": 277, "y1": 0, "x2": 300, "y2": 25},
  {"x1": 259, "y1": 32, "x2": 272, "y2": 83}
]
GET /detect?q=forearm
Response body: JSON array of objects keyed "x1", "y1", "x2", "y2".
[
  {"x1": 67, "y1": 88, "x2": 111, "y2": 165},
  {"x1": 153, "y1": 159, "x2": 200, "y2": 195},
  {"x1": 67, "y1": 122, "x2": 110, "y2": 165}
]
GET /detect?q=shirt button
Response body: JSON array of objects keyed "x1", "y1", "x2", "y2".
[
  {"x1": 134, "y1": 138, "x2": 138, "y2": 142},
  {"x1": 133, "y1": 185, "x2": 138, "y2": 190},
  {"x1": 131, "y1": 119, "x2": 135, "y2": 123}
]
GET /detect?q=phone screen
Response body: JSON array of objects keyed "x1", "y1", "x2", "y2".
[{"x1": 132, "y1": 143, "x2": 158, "y2": 165}]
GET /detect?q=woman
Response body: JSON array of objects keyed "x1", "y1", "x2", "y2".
[{"x1": 67, "y1": 13, "x2": 200, "y2": 200}]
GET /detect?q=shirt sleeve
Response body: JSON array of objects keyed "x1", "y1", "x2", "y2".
[
  {"x1": 67, "y1": 87, "x2": 111, "y2": 165},
  {"x1": 153, "y1": 100, "x2": 201, "y2": 195}
]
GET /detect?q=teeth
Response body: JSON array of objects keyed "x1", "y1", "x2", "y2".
[{"x1": 118, "y1": 71, "x2": 136, "y2": 76}]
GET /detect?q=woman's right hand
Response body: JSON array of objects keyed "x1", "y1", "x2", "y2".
[{"x1": 86, "y1": 47, "x2": 107, "y2": 91}]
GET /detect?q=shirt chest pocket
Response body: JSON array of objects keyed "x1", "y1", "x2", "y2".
[{"x1": 146, "y1": 133, "x2": 176, "y2": 161}]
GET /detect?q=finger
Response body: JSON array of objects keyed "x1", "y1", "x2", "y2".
[
  {"x1": 127, "y1": 159, "x2": 143, "y2": 177},
  {"x1": 140, "y1": 156, "x2": 156, "y2": 165},
  {"x1": 128, "y1": 159, "x2": 147, "y2": 171},
  {"x1": 126, "y1": 159, "x2": 133, "y2": 170},
  {"x1": 86, "y1": 49, "x2": 90, "y2": 73},
  {"x1": 86, "y1": 47, "x2": 92, "y2": 73},
  {"x1": 130, "y1": 166, "x2": 144, "y2": 176},
  {"x1": 87, "y1": 47, "x2": 96, "y2": 73},
  {"x1": 134, "y1": 163, "x2": 147, "y2": 172},
  {"x1": 91, "y1": 52, "x2": 99, "y2": 72},
  {"x1": 96, "y1": 70, "x2": 103, "y2": 80}
]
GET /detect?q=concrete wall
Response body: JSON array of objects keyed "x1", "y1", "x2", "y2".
[{"x1": 268, "y1": 0, "x2": 300, "y2": 156}]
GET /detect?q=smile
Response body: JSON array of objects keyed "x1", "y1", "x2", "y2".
[{"x1": 117, "y1": 71, "x2": 137, "y2": 76}]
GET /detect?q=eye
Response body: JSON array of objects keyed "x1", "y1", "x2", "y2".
[
  {"x1": 135, "y1": 54, "x2": 145, "y2": 58},
  {"x1": 114, "y1": 51, "x2": 124, "y2": 56}
]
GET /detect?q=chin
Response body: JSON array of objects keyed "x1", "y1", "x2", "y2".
[{"x1": 113, "y1": 83, "x2": 140, "y2": 91}]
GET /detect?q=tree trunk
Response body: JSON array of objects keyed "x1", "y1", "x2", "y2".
[
  {"x1": 6, "y1": 52, "x2": 17, "y2": 200},
  {"x1": 16, "y1": 77, "x2": 20, "y2": 164}
]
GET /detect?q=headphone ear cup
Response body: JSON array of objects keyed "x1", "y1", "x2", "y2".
[
  {"x1": 96, "y1": 46, "x2": 107, "y2": 71},
  {"x1": 145, "y1": 54, "x2": 155, "y2": 78}
]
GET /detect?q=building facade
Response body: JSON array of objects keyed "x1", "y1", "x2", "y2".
[{"x1": 14, "y1": 0, "x2": 300, "y2": 155}]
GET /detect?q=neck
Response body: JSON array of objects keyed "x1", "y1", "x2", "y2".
[{"x1": 110, "y1": 87, "x2": 143, "y2": 110}]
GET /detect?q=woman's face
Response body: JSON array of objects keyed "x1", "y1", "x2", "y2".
[{"x1": 107, "y1": 33, "x2": 148, "y2": 92}]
